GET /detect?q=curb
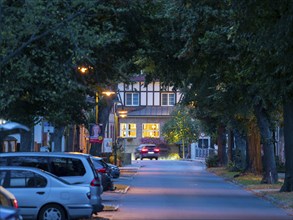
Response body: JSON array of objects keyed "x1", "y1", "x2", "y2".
[
  {"x1": 102, "y1": 204, "x2": 119, "y2": 211},
  {"x1": 113, "y1": 184, "x2": 130, "y2": 193}
]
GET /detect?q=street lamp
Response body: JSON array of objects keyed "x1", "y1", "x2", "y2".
[
  {"x1": 77, "y1": 65, "x2": 93, "y2": 75},
  {"x1": 77, "y1": 65, "x2": 114, "y2": 155},
  {"x1": 88, "y1": 88, "x2": 116, "y2": 155}
]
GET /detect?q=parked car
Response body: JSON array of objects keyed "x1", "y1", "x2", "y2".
[
  {"x1": 134, "y1": 144, "x2": 160, "y2": 160},
  {"x1": 0, "y1": 186, "x2": 22, "y2": 220},
  {"x1": 107, "y1": 163, "x2": 120, "y2": 179},
  {"x1": 0, "y1": 166, "x2": 93, "y2": 220},
  {"x1": 91, "y1": 157, "x2": 115, "y2": 192},
  {"x1": 0, "y1": 152, "x2": 104, "y2": 213}
]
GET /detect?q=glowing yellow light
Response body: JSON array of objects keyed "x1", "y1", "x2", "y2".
[
  {"x1": 117, "y1": 110, "x2": 127, "y2": 115},
  {"x1": 119, "y1": 114, "x2": 127, "y2": 118},
  {"x1": 102, "y1": 91, "x2": 116, "y2": 96},
  {"x1": 78, "y1": 66, "x2": 88, "y2": 74}
]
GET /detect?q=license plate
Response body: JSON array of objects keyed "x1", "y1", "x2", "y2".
[{"x1": 148, "y1": 152, "x2": 154, "y2": 154}]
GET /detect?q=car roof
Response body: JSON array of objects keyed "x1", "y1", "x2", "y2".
[
  {"x1": 91, "y1": 156, "x2": 103, "y2": 160},
  {"x1": 0, "y1": 152, "x2": 91, "y2": 158}
]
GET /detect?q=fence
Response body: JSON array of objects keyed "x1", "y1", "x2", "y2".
[{"x1": 193, "y1": 147, "x2": 217, "y2": 159}]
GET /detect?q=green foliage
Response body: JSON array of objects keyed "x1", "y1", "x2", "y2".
[
  {"x1": 227, "y1": 160, "x2": 241, "y2": 172},
  {"x1": 162, "y1": 105, "x2": 202, "y2": 145},
  {"x1": 167, "y1": 153, "x2": 181, "y2": 160},
  {"x1": 205, "y1": 154, "x2": 219, "y2": 168},
  {"x1": 0, "y1": 0, "x2": 150, "y2": 128}
]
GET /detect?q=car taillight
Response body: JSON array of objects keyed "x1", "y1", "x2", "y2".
[
  {"x1": 90, "y1": 178, "x2": 101, "y2": 187},
  {"x1": 154, "y1": 148, "x2": 160, "y2": 153},
  {"x1": 97, "y1": 168, "x2": 107, "y2": 173},
  {"x1": 12, "y1": 199, "x2": 18, "y2": 208},
  {"x1": 141, "y1": 148, "x2": 148, "y2": 153}
]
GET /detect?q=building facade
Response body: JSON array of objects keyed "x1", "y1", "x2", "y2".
[{"x1": 114, "y1": 75, "x2": 182, "y2": 156}]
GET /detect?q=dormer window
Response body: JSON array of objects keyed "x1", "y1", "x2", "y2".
[{"x1": 161, "y1": 93, "x2": 175, "y2": 106}]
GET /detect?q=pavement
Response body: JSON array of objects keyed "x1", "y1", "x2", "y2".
[
  {"x1": 93, "y1": 159, "x2": 290, "y2": 219},
  {"x1": 92, "y1": 162, "x2": 141, "y2": 219}
]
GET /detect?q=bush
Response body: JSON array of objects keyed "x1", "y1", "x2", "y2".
[
  {"x1": 205, "y1": 155, "x2": 219, "y2": 168},
  {"x1": 227, "y1": 160, "x2": 241, "y2": 172},
  {"x1": 167, "y1": 153, "x2": 181, "y2": 160}
]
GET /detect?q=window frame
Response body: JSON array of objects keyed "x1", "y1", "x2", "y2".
[
  {"x1": 125, "y1": 92, "x2": 139, "y2": 106},
  {"x1": 161, "y1": 93, "x2": 175, "y2": 106},
  {"x1": 120, "y1": 123, "x2": 137, "y2": 138},
  {"x1": 142, "y1": 123, "x2": 160, "y2": 138}
]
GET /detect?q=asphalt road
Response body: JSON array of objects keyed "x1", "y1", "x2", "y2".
[{"x1": 95, "y1": 160, "x2": 292, "y2": 220}]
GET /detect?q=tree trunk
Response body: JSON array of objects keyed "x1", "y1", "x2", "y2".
[
  {"x1": 20, "y1": 129, "x2": 33, "y2": 152},
  {"x1": 0, "y1": 134, "x2": 3, "y2": 152},
  {"x1": 217, "y1": 124, "x2": 227, "y2": 166},
  {"x1": 254, "y1": 104, "x2": 278, "y2": 184},
  {"x1": 182, "y1": 139, "x2": 185, "y2": 159},
  {"x1": 227, "y1": 129, "x2": 234, "y2": 162},
  {"x1": 74, "y1": 125, "x2": 80, "y2": 152},
  {"x1": 246, "y1": 119, "x2": 262, "y2": 174},
  {"x1": 66, "y1": 125, "x2": 76, "y2": 152},
  {"x1": 280, "y1": 100, "x2": 293, "y2": 192},
  {"x1": 52, "y1": 126, "x2": 65, "y2": 152},
  {"x1": 234, "y1": 128, "x2": 247, "y2": 171}
]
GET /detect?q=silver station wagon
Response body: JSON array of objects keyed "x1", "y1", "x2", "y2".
[
  {"x1": 0, "y1": 152, "x2": 104, "y2": 214},
  {"x1": 0, "y1": 166, "x2": 93, "y2": 220}
]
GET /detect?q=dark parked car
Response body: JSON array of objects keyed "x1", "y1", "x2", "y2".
[
  {"x1": 91, "y1": 157, "x2": 115, "y2": 192},
  {"x1": 134, "y1": 144, "x2": 160, "y2": 160},
  {"x1": 107, "y1": 163, "x2": 120, "y2": 179}
]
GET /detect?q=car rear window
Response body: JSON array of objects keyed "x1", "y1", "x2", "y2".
[
  {"x1": 1, "y1": 156, "x2": 86, "y2": 177},
  {"x1": 50, "y1": 157, "x2": 86, "y2": 177},
  {"x1": 5, "y1": 156, "x2": 50, "y2": 171},
  {"x1": 145, "y1": 146, "x2": 156, "y2": 149}
]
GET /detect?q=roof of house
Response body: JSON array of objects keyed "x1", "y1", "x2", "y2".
[
  {"x1": 126, "y1": 106, "x2": 175, "y2": 117},
  {"x1": 129, "y1": 74, "x2": 159, "y2": 83}
]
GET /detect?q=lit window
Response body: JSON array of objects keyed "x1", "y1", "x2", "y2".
[
  {"x1": 126, "y1": 93, "x2": 139, "y2": 106},
  {"x1": 161, "y1": 93, "x2": 175, "y2": 106},
  {"x1": 142, "y1": 123, "x2": 160, "y2": 138},
  {"x1": 120, "y1": 123, "x2": 137, "y2": 138}
]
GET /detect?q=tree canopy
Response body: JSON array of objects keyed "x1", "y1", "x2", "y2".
[{"x1": 1, "y1": 0, "x2": 292, "y2": 190}]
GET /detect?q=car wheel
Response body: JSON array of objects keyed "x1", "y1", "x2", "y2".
[
  {"x1": 140, "y1": 157, "x2": 143, "y2": 160},
  {"x1": 38, "y1": 204, "x2": 66, "y2": 220},
  {"x1": 155, "y1": 157, "x2": 158, "y2": 160},
  {"x1": 150, "y1": 158, "x2": 153, "y2": 160}
]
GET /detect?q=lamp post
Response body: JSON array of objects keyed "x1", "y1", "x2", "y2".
[
  {"x1": 114, "y1": 110, "x2": 127, "y2": 166},
  {"x1": 89, "y1": 90, "x2": 116, "y2": 156},
  {"x1": 77, "y1": 64, "x2": 118, "y2": 155},
  {"x1": 113, "y1": 92, "x2": 127, "y2": 166}
]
